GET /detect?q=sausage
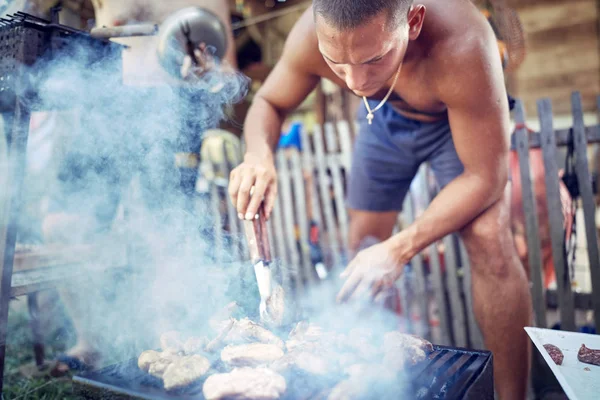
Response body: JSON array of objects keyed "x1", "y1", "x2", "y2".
[
  {"x1": 578, "y1": 344, "x2": 600, "y2": 366},
  {"x1": 543, "y1": 344, "x2": 564, "y2": 365}
]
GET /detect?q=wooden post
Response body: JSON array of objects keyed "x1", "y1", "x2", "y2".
[
  {"x1": 324, "y1": 123, "x2": 350, "y2": 255},
  {"x1": 271, "y1": 196, "x2": 291, "y2": 293},
  {"x1": 513, "y1": 100, "x2": 547, "y2": 329},
  {"x1": 570, "y1": 92, "x2": 600, "y2": 332},
  {"x1": 538, "y1": 98, "x2": 575, "y2": 331},
  {"x1": 313, "y1": 125, "x2": 342, "y2": 267},
  {"x1": 206, "y1": 160, "x2": 223, "y2": 264},
  {"x1": 336, "y1": 120, "x2": 354, "y2": 172}
]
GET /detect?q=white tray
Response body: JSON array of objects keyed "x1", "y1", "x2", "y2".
[{"x1": 525, "y1": 327, "x2": 600, "y2": 400}]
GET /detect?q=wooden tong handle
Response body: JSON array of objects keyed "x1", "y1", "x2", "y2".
[{"x1": 244, "y1": 205, "x2": 271, "y2": 264}]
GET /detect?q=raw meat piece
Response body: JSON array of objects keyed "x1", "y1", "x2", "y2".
[
  {"x1": 383, "y1": 332, "x2": 433, "y2": 370},
  {"x1": 203, "y1": 367, "x2": 287, "y2": 400},
  {"x1": 148, "y1": 351, "x2": 181, "y2": 378},
  {"x1": 162, "y1": 355, "x2": 211, "y2": 391},
  {"x1": 138, "y1": 350, "x2": 161, "y2": 372},
  {"x1": 263, "y1": 284, "x2": 286, "y2": 328},
  {"x1": 221, "y1": 343, "x2": 284, "y2": 367},
  {"x1": 578, "y1": 344, "x2": 600, "y2": 366},
  {"x1": 224, "y1": 318, "x2": 284, "y2": 348},
  {"x1": 543, "y1": 344, "x2": 564, "y2": 365}
]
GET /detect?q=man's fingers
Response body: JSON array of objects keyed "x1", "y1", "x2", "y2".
[
  {"x1": 246, "y1": 179, "x2": 269, "y2": 220},
  {"x1": 336, "y1": 271, "x2": 361, "y2": 304},
  {"x1": 264, "y1": 184, "x2": 278, "y2": 220},
  {"x1": 228, "y1": 169, "x2": 242, "y2": 211},
  {"x1": 236, "y1": 174, "x2": 256, "y2": 218},
  {"x1": 349, "y1": 279, "x2": 372, "y2": 303}
]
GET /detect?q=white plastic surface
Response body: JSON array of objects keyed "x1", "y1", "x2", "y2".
[{"x1": 525, "y1": 327, "x2": 600, "y2": 400}]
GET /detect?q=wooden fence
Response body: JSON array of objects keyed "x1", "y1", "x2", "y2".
[{"x1": 201, "y1": 91, "x2": 600, "y2": 350}]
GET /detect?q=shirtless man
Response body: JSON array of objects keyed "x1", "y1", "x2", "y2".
[{"x1": 228, "y1": 1, "x2": 532, "y2": 398}]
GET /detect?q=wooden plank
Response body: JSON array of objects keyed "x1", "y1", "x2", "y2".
[
  {"x1": 277, "y1": 151, "x2": 302, "y2": 291},
  {"x1": 289, "y1": 149, "x2": 313, "y2": 286},
  {"x1": 513, "y1": 100, "x2": 548, "y2": 329},
  {"x1": 420, "y1": 170, "x2": 451, "y2": 346},
  {"x1": 458, "y1": 239, "x2": 484, "y2": 349},
  {"x1": 538, "y1": 98, "x2": 576, "y2": 331},
  {"x1": 510, "y1": 125, "x2": 600, "y2": 150},
  {"x1": 516, "y1": 0, "x2": 596, "y2": 33},
  {"x1": 299, "y1": 123, "x2": 322, "y2": 229},
  {"x1": 324, "y1": 123, "x2": 350, "y2": 255},
  {"x1": 403, "y1": 189, "x2": 431, "y2": 341},
  {"x1": 570, "y1": 92, "x2": 600, "y2": 333},
  {"x1": 443, "y1": 234, "x2": 467, "y2": 348},
  {"x1": 313, "y1": 125, "x2": 342, "y2": 267}
]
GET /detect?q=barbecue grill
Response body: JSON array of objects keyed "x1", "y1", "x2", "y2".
[{"x1": 73, "y1": 345, "x2": 494, "y2": 399}]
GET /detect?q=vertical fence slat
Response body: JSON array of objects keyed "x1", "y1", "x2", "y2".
[
  {"x1": 324, "y1": 123, "x2": 350, "y2": 256},
  {"x1": 277, "y1": 151, "x2": 302, "y2": 291},
  {"x1": 538, "y1": 98, "x2": 576, "y2": 331},
  {"x1": 420, "y1": 168, "x2": 452, "y2": 345},
  {"x1": 313, "y1": 125, "x2": 342, "y2": 268},
  {"x1": 443, "y1": 234, "x2": 467, "y2": 348},
  {"x1": 300, "y1": 124, "x2": 322, "y2": 230},
  {"x1": 290, "y1": 150, "x2": 313, "y2": 286},
  {"x1": 271, "y1": 195, "x2": 291, "y2": 293},
  {"x1": 459, "y1": 239, "x2": 484, "y2": 349},
  {"x1": 571, "y1": 92, "x2": 600, "y2": 332},
  {"x1": 514, "y1": 100, "x2": 547, "y2": 329},
  {"x1": 219, "y1": 142, "x2": 240, "y2": 260},
  {"x1": 205, "y1": 160, "x2": 223, "y2": 263},
  {"x1": 404, "y1": 189, "x2": 431, "y2": 340},
  {"x1": 336, "y1": 120, "x2": 353, "y2": 172}
]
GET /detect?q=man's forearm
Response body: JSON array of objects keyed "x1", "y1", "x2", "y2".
[
  {"x1": 243, "y1": 95, "x2": 286, "y2": 159},
  {"x1": 389, "y1": 171, "x2": 506, "y2": 261}
]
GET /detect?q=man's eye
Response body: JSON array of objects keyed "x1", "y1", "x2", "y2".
[{"x1": 367, "y1": 58, "x2": 383, "y2": 64}]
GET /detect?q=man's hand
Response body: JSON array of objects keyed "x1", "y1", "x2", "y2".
[
  {"x1": 336, "y1": 239, "x2": 406, "y2": 304},
  {"x1": 228, "y1": 152, "x2": 278, "y2": 220}
]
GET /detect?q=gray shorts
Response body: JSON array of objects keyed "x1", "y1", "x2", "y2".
[{"x1": 347, "y1": 100, "x2": 464, "y2": 212}]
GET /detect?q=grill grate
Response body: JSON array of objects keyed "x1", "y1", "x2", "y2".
[
  {"x1": 73, "y1": 345, "x2": 494, "y2": 400},
  {"x1": 0, "y1": 11, "x2": 123, "y2": 113}
]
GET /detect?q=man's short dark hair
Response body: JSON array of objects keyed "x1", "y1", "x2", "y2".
[{"x1": 313, "y1": 0, "x2": 413, "y2": 31}]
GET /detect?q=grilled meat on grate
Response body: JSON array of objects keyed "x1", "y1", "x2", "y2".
[
  {"x1": 162, "y1": 354, "x2": 211, "y2": 391},
  {"x1": 202, "y1": 367, "x2": 287, "y2": 400},
  {"x1": 221, "y1": 343, "x2": 284, "y2": 367}
]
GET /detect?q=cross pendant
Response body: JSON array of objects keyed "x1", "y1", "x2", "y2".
[{"x1": 366, "y1": 113, "x2": 374, "y2": 125}]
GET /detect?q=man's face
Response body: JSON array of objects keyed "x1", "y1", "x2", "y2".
[{"x1": 315, "y1": 11, "x2": 409, "y2": 97}]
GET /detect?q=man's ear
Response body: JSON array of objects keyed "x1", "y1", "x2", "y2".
[{"x1": 407, "y1": 5, "x2": 426, "y2": 41}]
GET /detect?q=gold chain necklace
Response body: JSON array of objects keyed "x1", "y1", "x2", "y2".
[{"x1": 362, "y1": 65, "x2": 402, "y2": 125}]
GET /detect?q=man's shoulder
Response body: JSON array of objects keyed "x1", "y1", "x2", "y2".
[{"x1": 280, "y1": 7, "x2": 328, "y2": 76}]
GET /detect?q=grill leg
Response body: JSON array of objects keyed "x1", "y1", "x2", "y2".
[
  {"x1": 27, "y1": 293, "x2": 45, "y2": 368},
  {"x1": 0, "y1": 99, "x2": 31, "y2": 392}
]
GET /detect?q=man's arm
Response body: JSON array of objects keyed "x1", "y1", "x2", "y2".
[
  {"x1": 229, "y1": 8, "x2": 322, "y2": 218},
  {"x1": 389, "y1": 34, "x2": 511, "y2": 260}
]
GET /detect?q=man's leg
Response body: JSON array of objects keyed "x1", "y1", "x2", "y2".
[
  {"x1": 424, "y1": 120, "x2": 531, "y2": 400},
  {"x1": 348, "y1": 209, "x2": 398, "y2": 257},
  {"x1": 460, "y1": 187, "x2": 532, "y2": 400}
]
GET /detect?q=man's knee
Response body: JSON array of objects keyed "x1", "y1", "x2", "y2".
[
  {"x1": 460, "y1": 196, "x2": 515, "y2": 278},
  {"x1": 348, "y1": 209, "x2": 398, "y2": 255}
]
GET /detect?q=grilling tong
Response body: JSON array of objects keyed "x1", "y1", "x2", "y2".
[{"x1": 243, "y1": 204, "x2": 281, "y2": 326}]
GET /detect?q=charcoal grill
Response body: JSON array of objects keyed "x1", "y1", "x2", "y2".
[
  {"x1": 0, "y1": 8, "x2": 125, "y2": 392},
  {"x1": 72, "y1": 345, "x2": 494, "y2": 399}
]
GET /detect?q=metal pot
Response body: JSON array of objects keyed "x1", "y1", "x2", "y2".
[{"x1": 156, "y1": 6, "x2": 229, "y2": 78}]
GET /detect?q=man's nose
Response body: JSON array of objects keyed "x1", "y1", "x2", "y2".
[{"x1": 344, "y1": 66, "x2": 369, "y2": 91}]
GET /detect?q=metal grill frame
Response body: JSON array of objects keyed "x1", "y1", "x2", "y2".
[{"x1": 72, "y1": 345, "x2": 494, "y2": 400}]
